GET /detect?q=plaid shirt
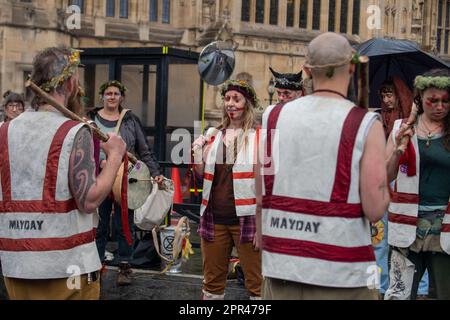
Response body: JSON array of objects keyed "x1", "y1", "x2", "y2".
[{"x1": 198, "y1": 205, "x2": 256, "y2": 244}]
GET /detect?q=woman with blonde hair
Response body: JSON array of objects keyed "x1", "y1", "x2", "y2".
[{"x1": 193, "y1": 80, "x2": 261, "y2": 300}]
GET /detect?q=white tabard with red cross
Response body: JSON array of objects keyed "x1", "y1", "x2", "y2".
[
  {"x1": 200, "y1": 127, "x2": 259, "y2": 217},
  {"x1": 388, "y1": 119, "x2": 450, "y2": 254},
  {"x1": 261, "y1": 96, "x2": 379, "y2": 288},
  {"x1": 0, "y1": 111, "x2": 101, "y2": 279}
]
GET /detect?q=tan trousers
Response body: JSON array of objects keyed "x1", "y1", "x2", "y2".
[
  {"x1": 201, "y1": 224, "x2": 262, "y2": 297},
  {"x1": 263, "y1": 277, "x2": 379, "y2": 300},
  {"x1": 4, "y1": 273, "x2": 100, "y2": 300}
]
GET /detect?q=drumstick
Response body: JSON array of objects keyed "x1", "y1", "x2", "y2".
[
  {"x1": 129, "y1": 178, "x2": 153, "y2": 183},
  {"x1": 26, "y1": 80, "x2": 138, "y2": 164},
  {"x1": 357, "y1": 55, "x2": 370, "y2": 109}
]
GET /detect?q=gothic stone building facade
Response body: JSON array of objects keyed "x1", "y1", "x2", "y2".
[{"x1": 0, "y1": 0, "x2": 449, "y2": 122}]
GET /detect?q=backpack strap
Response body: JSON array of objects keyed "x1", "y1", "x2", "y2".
[{"x1": 115, "y1": 109, "x2": 130, "y2": 136}]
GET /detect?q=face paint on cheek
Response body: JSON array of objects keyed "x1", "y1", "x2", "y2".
[{"x1": 425, "y1": 94, "x2": 436, "y2": 108}]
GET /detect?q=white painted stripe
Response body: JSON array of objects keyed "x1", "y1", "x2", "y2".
[
  {"x1": 233, "y1": 164, "x2": 254, "y2": 172},
  {"x1": 0, "y1": 242, "x2": 101, "y2": 279},
  {"x1": 443, "y1": 213, "x2": 450, "y2": 225},
  {"x1": 348, "y1": 112, "x2": 378, "y2": 203},
  {"x1": 234, "y1": 180, "x2": 255, "y2": 200},
  {"x1": 263, "y1": 208, "x2": 372, "y2": 248},
  {"x1": 236, "y1": 204, "x2": 256, "y2": 217},
  {"x1": 204, "y1": 130, "x2": 222, "y2": 167},
  {"x1": 201, "y1": 179, "x2": 213, "y2": 197},
  {"x1": 391, "y1": 119, "x2": 421, "y2": 195},
  {"x1": 262, "y1": 251, "x2": 377, "y2": 288},
  {"x1": 272, "y1": 98, "x2": 353, "y2": 201},
  {"x1": 0, "y1": 210, "x2": 98, "y2": 239},
  {"x1": 9, "y1": 113, "x2": 66, "y2": 200},
  {"x1": 439, "y1": 203, "x2": 450, "y2": 253},
  {"x1": 387, "y1": 222, "x2": 416, "y2": 248},
  {"x1": 441, "y1": 234, "x2": 450, "y2": 254},
  {"x1": 388, "y1": 202, "x2": 418, "y2": 217}
]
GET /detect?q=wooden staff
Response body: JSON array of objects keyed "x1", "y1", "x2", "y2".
[
  {"x1": 25, "y1": 79, "x2": 137, "y2": 164},
  {"x1": 357, "y1": 55, "x2": 370, "y2": 109},
  {"x1": 397, "y1": 102, "x2": 419, "y2": 149}
]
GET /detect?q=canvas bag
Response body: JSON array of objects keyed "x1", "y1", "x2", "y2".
[
  {"x1": 384, "y1": 249, "x2": 415, "y2": 300},
  {"x1": 134, "y1": 178, "x2": 174, "y2": 230}
]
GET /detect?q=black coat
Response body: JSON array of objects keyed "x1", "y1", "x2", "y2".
[{"x1": 87, "y1": 107, "x2": 161, "y2": 177}]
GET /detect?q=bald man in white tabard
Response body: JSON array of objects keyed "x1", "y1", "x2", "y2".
[{"x1": 255, "y1": 32, "x2": 389, "y2": 300}]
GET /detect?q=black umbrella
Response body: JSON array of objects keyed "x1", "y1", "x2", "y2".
[{"x1": 356, "y1": 38, "x2": 450, "y2": 109}]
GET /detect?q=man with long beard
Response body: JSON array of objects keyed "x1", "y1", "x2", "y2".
[{"x1": 0, "y1": 47, "x2": 126, "y2": 300}]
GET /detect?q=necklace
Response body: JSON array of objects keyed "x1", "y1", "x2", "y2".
[
  {"x1": 419, "y1": 117, "x2": 442, "y2": 147},
  {"x1": 313, "y1": 89, "x2": 347, "y2": 99}
]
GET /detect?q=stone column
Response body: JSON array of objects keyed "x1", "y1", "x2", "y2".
[
  {"x1": 307, "y1": 0, "x2": 313, "y2": 30},
  {"x1": 230, "y1": 0, "x2": 242, "y2": 32},
  {"x1": 250, "y1": 0, "x2": 256, "y2": 22},
  {"x1": 264, "y1": 0, "x2": 270, "y2": 24},
  {"x1": 294, "y1": 0, "x2": 300, "y2": 27},
  {"x1": 322, "y1": 0, "x2": 330, "y2": 32},
  {"x1": 279, "y1": 0, "x2": 287, "y2": 28},
  {"x1": 336, "y1": 0, "x2": 342, "y2": 33}
]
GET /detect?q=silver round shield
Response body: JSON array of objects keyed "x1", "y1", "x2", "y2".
[
  {"x1": 198, "y1": 41, "x2": 235, "y2": 86},
  {"x1": 112, "y1": 160, "x2": 153, "y2": 210},
  {"x1": 127, "y1": 161, "x2": 153, "y2": 209}
]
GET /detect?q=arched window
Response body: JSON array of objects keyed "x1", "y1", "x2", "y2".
[
  {"x1": 328, "y1": 0, "x2": 336, "y2": 31},
  {"x1": 340, "y1": 0, "x2": 348, "y2": 33},
  {"x1": 299, "y1": 0, "x2": 308, "y2": 29},
  {"x1": 352, "y1": 0, "x2": 361, "y2": 35},
  {"x1": 312, "y1": 0, "x2": 321, "y2": 30},
  {"x1": 241, "y1": 0, "x2": 250, "y2": 22},
  {"x1": 119, "y1": 0, "x2": 128, "y2": 18},
  {"x1": 270, "y1": 0, "x2": 279, "y2": 25},
  {"x1": 286, "y1": 0, "x2": 295, "y2": 27},
  {"x1": 256, "y1": 0, "x2": 265, "y2": 23}
]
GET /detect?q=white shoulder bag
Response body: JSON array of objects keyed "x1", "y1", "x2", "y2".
[{"x1": 134, "y1": 178, "x2": 174, "y2": 230}]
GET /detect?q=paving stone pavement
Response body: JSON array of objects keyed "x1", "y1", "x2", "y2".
[
  {"x1": 100, "y1": 267, "x2": 249, "y2": 300},
  {"x1": 0, "y1": 267, "x2": 248, "y2": 300}
]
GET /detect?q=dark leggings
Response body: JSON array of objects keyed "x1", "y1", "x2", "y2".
[{"x1": 392, "y1": 248, "x2": 450, "y2": 300}]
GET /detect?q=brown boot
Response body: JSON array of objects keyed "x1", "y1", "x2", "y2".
[{"x1": 116, "y1": 262, "x2": 132, "y2": 286}]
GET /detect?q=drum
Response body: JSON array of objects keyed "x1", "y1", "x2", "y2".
[{"x1": 112, "y1": 160, "x2": 152, "y2": 210}]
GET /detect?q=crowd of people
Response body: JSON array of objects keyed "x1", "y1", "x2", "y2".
[{"x1": 0, "y1": 32, "x2": 448, "y2": 300}]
